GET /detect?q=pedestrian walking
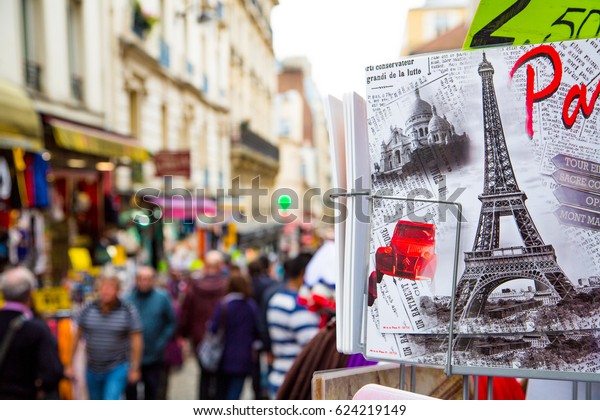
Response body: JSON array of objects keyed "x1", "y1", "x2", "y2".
[
  {"x1": 210, "y1": 273, "x2": 258, "y2": 400},
  {"x1": 66, "y1": 268, "x2": 143, "y2": 400},
  {"x1": 125, "y1": 266, "x2": 176, "y2": 400},
  {"x1": 266, "y1": 253, "x2": 320, "y2": 398},
  {"x1": 178, "y1": 250, "x2": 227, "y2": 399},
  {"x1": 248, "y1": 258, "x2": 276, "y2": 399},
  {"x1": 0, "y1": 267, "x2": 63, "y2": 399}
]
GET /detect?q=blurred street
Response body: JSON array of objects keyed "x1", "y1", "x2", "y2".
[{"x1": 166, "y1": 349, "x2": 252, "y2": 400}]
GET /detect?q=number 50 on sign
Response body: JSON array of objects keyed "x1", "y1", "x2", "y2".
[{"x1": 465, "y1": 0, "x2": 600, "y2": 49}]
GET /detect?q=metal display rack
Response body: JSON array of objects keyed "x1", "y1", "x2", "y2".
[{"x1": 331, "y1": 191, "x2": 600, "y2": 399}]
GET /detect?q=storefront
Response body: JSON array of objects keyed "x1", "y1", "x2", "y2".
[
  {"x1": 0, "y1": 79, "x2": 50, "y2": 278},
  {"x1": 236, "y1": 219, "x2": 283, "y2": 255},
  {"x1": 145, "y1": 195, "x2": 219, "y2": 264},
  {"x1": 41, "y1": 115, "x2": 152, "y2": 282}
]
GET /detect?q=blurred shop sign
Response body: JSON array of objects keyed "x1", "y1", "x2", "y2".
[
  {"x1": 154, "y1": 151, "x2": 191, "y2": 178},
  {"x1": 32, "y1": 287, "x2": 72, "y2": 314}
]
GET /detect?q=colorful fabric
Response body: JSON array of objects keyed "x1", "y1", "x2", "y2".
[
  {"x1": 33, "y1": 154, "x2": 49, "y2": 208},
  {"x1": 0, "y1": 157, "x2": 10, "y2": 200},
  {"x1": 12, "y1": 149, "x2": 28, "y2": 208},
  {"x1": 24, "y1": 154, "x2": 35, "y2": 207}
]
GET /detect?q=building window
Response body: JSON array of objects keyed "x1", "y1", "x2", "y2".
[
  {"x1": 435, "y1": 13, "x2": 449, "y2": 37},
  {"x1": 161, "y1": 103, "x2": 168, "y2": 148},
  {"x1": 68, "y1": 0, "x2": 84, "y2": 101},
  {"x1": 160, "y1": 0, "x2": 166, "y2": 36},
  {"x1": 181, "y1": 114, "x2": 190, "y2": 149},
  {"x1": 22, "y1": 0, "x2": 43, "y2": 91},
  {"x1": 183, "y1": 10, "x2": 189, "y2": 75},
  {"x1": 129, "y1": 90, "x2": 140, "y2": 138}
]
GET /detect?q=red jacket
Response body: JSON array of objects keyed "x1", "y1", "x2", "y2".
[{"x1": 178, "y1": 274, "x2": 228, "y2": 349}]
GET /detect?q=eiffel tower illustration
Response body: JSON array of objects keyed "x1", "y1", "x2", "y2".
[{"x1": 454, "y1": 54, "x2": 574, "y2": 320}]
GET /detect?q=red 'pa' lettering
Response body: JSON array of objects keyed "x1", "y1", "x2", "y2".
[
  {"x1": 510, "y1": 45, "x2": 562, "y2": 138},
  {"x1": 563, "y1": 81, "x2": 600, "y2": 129}
]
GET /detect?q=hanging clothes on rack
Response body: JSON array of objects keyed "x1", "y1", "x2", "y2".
[
  {"x1": 12, "y1": 148, "x2": 28, "y2": 208},
  {"x1": 0, "y1": 156, "x2": 11, "y2": 200}
]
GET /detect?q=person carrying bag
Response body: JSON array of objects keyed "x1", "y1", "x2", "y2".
[{"x1": 197, "y1": 303, "x2": 227, "y2": 373}]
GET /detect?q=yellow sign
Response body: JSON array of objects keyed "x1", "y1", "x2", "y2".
[
  {"x1": 109, "y1": 245, "x2": 127, "y2": 266},
  {"x1": 223, "y1": 223, "x2": 237, "y2": 252},
  {"x1": 465, "y1": 0, "x2": 600, "y2": 49},
  {"x1": 0, "y1": 291, "x2": 4, "y2": 307},
  {"x1": 68, "y1": 247, "x2": 93, "y2": 271},
  {"x1": 32, "y1": 287, "x2": 72, "y2": 314}
]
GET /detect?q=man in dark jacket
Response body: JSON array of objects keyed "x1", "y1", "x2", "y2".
[
  {"x1": 126, "y1": 266, "x2": 176, "y2": 400},
  {"x1": 0, "y1": 267, "x2": 63, "y2": 399},
  {"x1": 179, "y1": 250, "x2": 228, "y2": 399}
]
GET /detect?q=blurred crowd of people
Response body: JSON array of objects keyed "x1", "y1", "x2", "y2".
[{"x1": 0, "y1": 238, "x2": 350, "y2": 400}]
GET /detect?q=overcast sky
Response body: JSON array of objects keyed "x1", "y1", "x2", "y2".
[{"x1": 271, "y1": 0, "x2": 425, "y2": 99}]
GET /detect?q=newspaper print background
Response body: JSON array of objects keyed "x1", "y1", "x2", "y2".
[{"x1": 363, "y1": 39, "x2": 600, "y2": 373}]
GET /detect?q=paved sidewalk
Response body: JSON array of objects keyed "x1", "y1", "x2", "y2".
[{"x1": 167, "y1": 356, "x2": 253, "y2": 400}]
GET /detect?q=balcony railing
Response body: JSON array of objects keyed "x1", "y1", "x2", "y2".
[
  {"x1": 236, "y1": 123, "x2": 279, "y2": 162},
  {"x1": 25, "y1": 60, "x2": 42, "y2": 92},
  {"x1": 71, "y1": 75, "x2": 84, "y2": 102}
]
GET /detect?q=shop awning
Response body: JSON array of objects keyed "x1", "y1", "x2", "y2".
[
  {"x1": 47, "y1": 117, "x2": 151, "y2": 162},
  {"x1": 0, "y1": 79, "x2": 43, "y2": 152},
  {"x1": 146, "y1": 196, "x2": 218, "y2": 221}
]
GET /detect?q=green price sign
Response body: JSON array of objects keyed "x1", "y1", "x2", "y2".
[{"x1": 465, "y1": 0, "x2": 600, "y2": 50}]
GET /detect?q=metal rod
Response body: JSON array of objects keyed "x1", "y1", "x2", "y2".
[
  {"x1": 572, "y1": 381, "x2": 578, "y2": 400},
  {"x1": 473, "y1": 376, "x2": 479, "y2": 400},
  {"x1": 400, "y1": 364, "x2": 406, "y2": 390},
  {"x1": 586, "y1": 382, "x2": 592, "y2": 400},
  {"x1": 487, "y1": 376, "x2": 494, "y2": 400},
  {"x1": 372, "y1": 194, "x2": 465, "y2": 208},
  {"x1": 328, "y1": 191, "x2": 370, "y2": 199},
  {"x1": 462, "y1": 376, "x2": 470, "y2": 400},
  {"x1": 446, "y1": 202, "x2": 463, "y2": 377},
  {"x1": 410, "y1": 365, "x2": 417, "y2": 393}
]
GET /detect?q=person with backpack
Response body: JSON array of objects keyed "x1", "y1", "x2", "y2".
[{"x1": 0, "y1": 267, "x2": 63, "y2": 399}]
